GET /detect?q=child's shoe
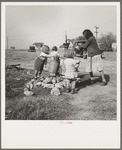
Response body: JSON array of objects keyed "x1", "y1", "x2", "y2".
[
  {"x1": 75, "y1": 88, "x2": 79, "y2": 91},
  {"x1": 34, "y1": 76, "x2": 37, "y2": 80},
  {"x1": 70, "y1": 89, "x2": 75, "y2": 94},
  {"x1": 66, "y1": 88, "x2": 71, "y2": 93}
]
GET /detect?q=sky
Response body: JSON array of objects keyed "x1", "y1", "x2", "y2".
[{"x1": 5, "y1": 4, "x2": 117, "y2": 49}]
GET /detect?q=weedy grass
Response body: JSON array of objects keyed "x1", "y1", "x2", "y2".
[
  {"x1": 5, "y1": 66, "x2": 76, "y2": 120},
  {"x1": 5, "y1": 97, "x2": 46, "y2": 120},
  {"x1": 5, "y1": 95, "x2": 76, "y2": 120}
]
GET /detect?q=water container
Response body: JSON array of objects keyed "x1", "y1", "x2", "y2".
[
  {"x1": 58, "y1": 58, "x2": 66, "y2": 75},
  {"x1": 48, "y1": 58, "x2": 60, "y2": 77}
]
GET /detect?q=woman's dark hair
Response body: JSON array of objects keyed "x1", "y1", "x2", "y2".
[{"x1": 82, "y1": 29, "x2": 93, "y2": 40}]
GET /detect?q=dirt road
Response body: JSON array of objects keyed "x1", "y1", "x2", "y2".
[
  {"x1": 5, "y1": 50, "x2": 117, "y2": 120},
  {"x1": 65, "y1": 52, "x2": 117, "y2": 120}
]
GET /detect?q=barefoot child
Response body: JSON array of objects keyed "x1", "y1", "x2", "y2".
[
  {"x1": 64, "y1": 49, "x2": 80, "y2": 94},
  {"x1": 76, "y1": 29, "x2": 106, "y2": 86},
  {"x1": 34, "y1": 45, "x2": 52, "y2": 79}
]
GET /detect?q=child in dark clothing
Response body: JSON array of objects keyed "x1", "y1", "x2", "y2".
[
  {"x1": 34, "y1": 45, "x2": 52, "y2": 79},
  {"x1": 76, "y1": 29, "x2": 106, "y2": 86}
]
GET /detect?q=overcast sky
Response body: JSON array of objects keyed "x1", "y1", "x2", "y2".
[{"x1": 5, "y1": 4, "x2": 117, "y2": 49}]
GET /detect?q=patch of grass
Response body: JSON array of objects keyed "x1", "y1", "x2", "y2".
[
  {"x1": 88, "y1": 99, "x2": 117, "y2": 120},
  {"x1": 5, "y1": 97, "x2": 46, "y2": 120},
  {"x1": 5, "y1": 67, "x2": 34, "y2": 97},
  {"x1": 5, "y1": 94, "x2": 77, "y2": 120},
  {"x1": 5, "y1": 66, "x2": 77, "y2": 120}
]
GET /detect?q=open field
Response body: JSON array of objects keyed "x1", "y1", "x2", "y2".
[{"x1": 5, "y1": 49, "x2": 117, "y2": 120}]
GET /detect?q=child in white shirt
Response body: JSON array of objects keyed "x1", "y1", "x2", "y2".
[
  {"x1": 64, "y1": 49, "x2": 80, "y2": 94},
  {"x1": 50, "y1": 46, "x2": 58, "y2": 59}
]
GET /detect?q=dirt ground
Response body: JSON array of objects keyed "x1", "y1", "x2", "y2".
[{"x1": 5, "y1": 49, "x2": 117, "y2": 120}]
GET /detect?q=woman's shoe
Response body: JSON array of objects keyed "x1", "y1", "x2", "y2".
[
  {"x1": 88, "y1": 79, "x2": 94, "y2": 84},
  {"x1": 90, "y1": 79, "x2": 94, "y2": 84},
  {"x1": 100, "y1": 81, "x2": 107, "y2": 86}
]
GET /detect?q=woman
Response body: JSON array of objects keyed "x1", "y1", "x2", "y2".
[{"x1": 76, "y1": 29, "x2": 106, "y2": 86}]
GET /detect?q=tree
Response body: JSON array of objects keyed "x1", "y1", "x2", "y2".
[
  {"x1": 33, "y1": 42, "x2": 44, "y2": 50},
  {"x1": 98, "y1": 32, "x2": 116, "y2": 49}
]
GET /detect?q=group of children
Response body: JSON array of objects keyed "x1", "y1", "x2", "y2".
[{"x1": 34, "y1": 29, "x2": 107, "y2": 94}]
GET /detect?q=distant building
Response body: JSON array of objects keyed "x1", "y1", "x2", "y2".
[
  {"x1": 10, "y1": 46, "x2": 15, "y2": 49},
  {"x1": 28, "y1": 46, "x2": 36, "y2": 52}
]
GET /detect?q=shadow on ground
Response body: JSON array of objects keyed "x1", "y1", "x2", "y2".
[{"x1": 76, "y1": 74, "x2": 110, "y2": 90}]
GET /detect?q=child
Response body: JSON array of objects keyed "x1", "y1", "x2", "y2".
[
  {"x1": 34, "y1": 45, "x2": 52, "y2": 79},
  {"x1": 58, "y1": 45, "x2": 67, "y2": 75},
  {"x1": 50, "y1": 46, "x2": 60, "y2": 62},
  {"x1": 76, "y1": 29, "x2": 106, "y2": 86},
  {"x1": 50, "y1": 46, "x2": 58, "y2": 59},
  {"x1": 64, "y1": 49, "x2": 80, "y2": 94}
]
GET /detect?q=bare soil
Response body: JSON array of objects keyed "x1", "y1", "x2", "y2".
[{"x1": 5, "y1": 49, "x2": 117, "y2": 120}]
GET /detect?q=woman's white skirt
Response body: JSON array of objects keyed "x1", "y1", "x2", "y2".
[{"x1": 86, "y1": 55, "x2": 104, "y2": 72}]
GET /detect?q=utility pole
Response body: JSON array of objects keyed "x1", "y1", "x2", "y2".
[
  {"x1": 94, "y1": 26, "x2": 99, "y2": 42},
  {"x1": 64, "y1": 31, "x2": 69, "y2": 49},
  {"x1": 7, "y1": 37, "x2": 9, "y2": 49},
  {"x1": 65, "y1": 31, "x2": 67, "y2": 43}
]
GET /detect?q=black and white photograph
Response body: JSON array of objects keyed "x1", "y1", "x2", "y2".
[{"x1": 1, "y1": 2, "x2": 120, "y2": 149}]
